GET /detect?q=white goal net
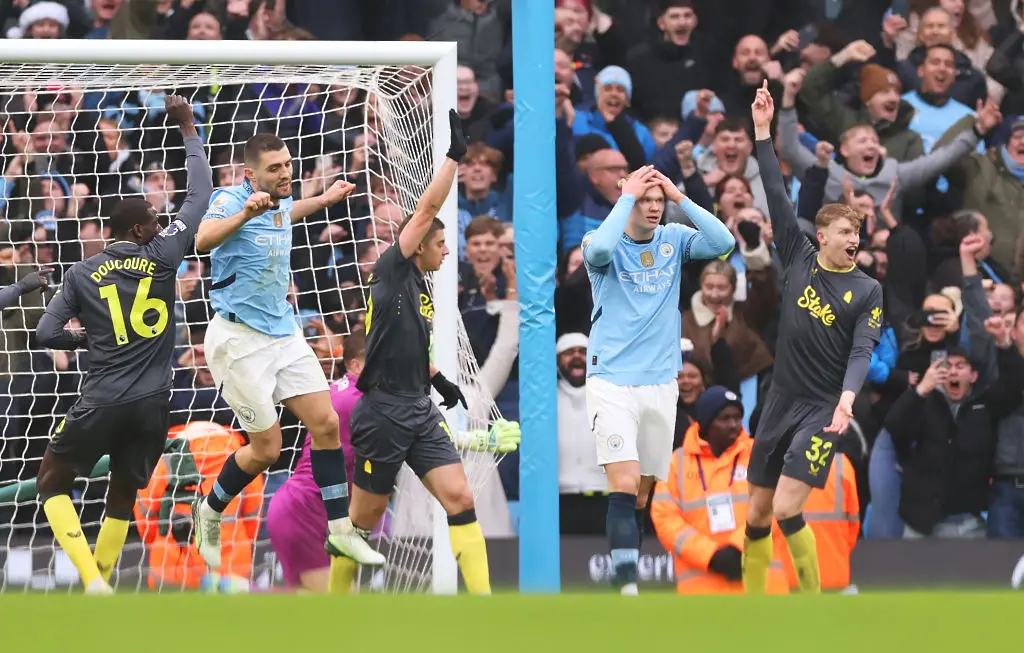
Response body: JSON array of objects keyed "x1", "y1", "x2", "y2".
[{"x1": 0, "y1": 46, "x2": 511, "y2": 593}]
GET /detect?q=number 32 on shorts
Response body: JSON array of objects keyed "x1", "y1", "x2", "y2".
[{"x1": 805, "y1": 435, "x2": 833, "y2": 475}]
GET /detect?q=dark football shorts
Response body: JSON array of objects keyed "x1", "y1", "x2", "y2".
[
  {"x1": 47, "y1": 391, "x2": 171, "y2": 489},
  {"x1": 350, "y1": 390, "x2": 462, "y2": 495},
  {"x1": 748, "y1": 389, "x2": 838, "y2": 490}
]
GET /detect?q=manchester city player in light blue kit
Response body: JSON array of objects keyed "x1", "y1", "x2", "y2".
[
  {"x1": 583, "y1": 165, "x2": 734, "y2": 595},
  {"x1": 190, "y1": 133, "x2": 386, "y2": 571}
]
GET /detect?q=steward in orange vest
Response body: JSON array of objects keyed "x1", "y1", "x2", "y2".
[
  {"x1": 780, "y1": 452, "x2": 859, "y2": 591},
  {"x1": 652, "y1": 387, "x2": 789, "y2": 594},
  {"x1": 134, "y1": 422, "x2": 263, "y2": 591}
]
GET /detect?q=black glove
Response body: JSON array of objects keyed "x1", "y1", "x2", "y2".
[
  {"x1": 737, "y1": 221, "x2": 761, "y2": 250},
  {"x1": 445, "y1": 108, "x2": 468, "y2": 162},
  {"x1": 708, "y1": 545, "x2": 743, "y2": 581},
  {"x1": 431, "y1": 371, "x2": 467, "y2": 409},
  {"x1": 16, "y1": 267, "x2": 53, "y2": 294}
]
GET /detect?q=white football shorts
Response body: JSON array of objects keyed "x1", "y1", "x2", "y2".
[
  {"x1": 587, "y1": 376, "x2": 679, "y2": 480},
  {"x1": 204, "y1": 313, "x2": 329, "y2": 432}
]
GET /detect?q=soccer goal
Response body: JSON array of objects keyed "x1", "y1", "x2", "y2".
[{"x1": 0, "y1": 39, "x2": 512, "y2": 594}]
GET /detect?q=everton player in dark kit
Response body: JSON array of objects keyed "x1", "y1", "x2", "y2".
[
  {"x1": 33, "y1": 96, "x2": 212, "y2": 594},
  {"x1": 742, "y1": 83, "x2": 883, "y2": 594},
  {"x1": 327, "y1": 110, "x2": 497, "y2": 595}
]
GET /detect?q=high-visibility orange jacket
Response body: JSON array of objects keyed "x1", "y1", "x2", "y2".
[
  {"x1": 133, "y1": 422, "x2": 264, "y2": 590},
  {"x1": 651, "y1": 423, "x2": 789, "y2": 594},
  {"x1": 779, "y1": 453, "x2": 859, "y2": 591}
]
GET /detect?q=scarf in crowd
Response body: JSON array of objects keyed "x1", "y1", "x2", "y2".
[{"x1": 1000, "y1": 145, "x2": 1024, "y2": 183}]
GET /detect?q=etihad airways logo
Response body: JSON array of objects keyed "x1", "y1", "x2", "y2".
[
  {"x1": 618, "y1": 263, "x2": 677, "y2": 294},
  {"x1": 797, "y1": 286, "x2": 835, "y2": 326}
]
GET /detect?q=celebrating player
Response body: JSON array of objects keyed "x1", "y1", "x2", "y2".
[
  {"x1": 190, "y1": 133, "x2": 384, "y2": 569},
  {"x1": 583, "y1": 164, "x2": 734, "y2": 595},
  {"x1": 32, "y1": 95, "x2": 212, "y2": 595},
  {"x1": 265, "y1": 331, "x2": 367, "y2": 593},
  {"x1": 332, "y1": 109, "x2": 496, "y2": 594},
  {"x1": 742, "y1": 82, "x2": 883, "y2": 594}
]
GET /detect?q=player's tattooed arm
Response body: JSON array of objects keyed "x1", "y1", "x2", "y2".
[{"x1": 398, "y1": 109, "x2": 467, "y2": 258}]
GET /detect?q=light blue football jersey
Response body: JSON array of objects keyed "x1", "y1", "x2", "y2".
[
  {"x1": 203, "y1": 178, "x2": 296, "y2": 337},
  {"x1": 583, "y1": 195, "x2": 733, "y2": 386}
]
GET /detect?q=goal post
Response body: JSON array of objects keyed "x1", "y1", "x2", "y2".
[{"x1": 0, "y1": 38, "x2": 484, "y2": 594}]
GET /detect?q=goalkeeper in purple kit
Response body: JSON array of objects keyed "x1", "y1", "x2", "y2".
[
  {"x1": 584, "y1": 165, "x2": 734, "y2": 595},
  {"x1": 265, "y1": 332, "x2": 367, "y2": 593}
]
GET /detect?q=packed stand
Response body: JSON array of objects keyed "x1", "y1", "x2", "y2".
[{"x1": 0, "y1": 0, "x2": 1020, "y2": 561}]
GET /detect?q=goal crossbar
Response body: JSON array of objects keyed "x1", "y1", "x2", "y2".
[{"x1": 0, "y1": 39, "x2": 456, "y2": 67}]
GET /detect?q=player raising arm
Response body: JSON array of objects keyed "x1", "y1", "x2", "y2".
[
  {"x1": 332, "y1": 109, "x2": 512, "y2": 595},
  {"x1": 32, "y1": 96, "x2": 212, "y2": 594},
  {"x1": 583, "y1": 164, "x2": 733, "y2": 595},
  {"x1": 189, "y1": 132, "x2": 384, "y2": 572},
  {"x1": 742, "y1": 82, "x2": 883, "y2": 594},
  {"x1": 0, "y1": 268, "x2": 51, "y2": 310}
]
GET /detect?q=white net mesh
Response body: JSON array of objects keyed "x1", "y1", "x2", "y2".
[{"x1": 0, "y1": 61, "x2": 509, "y2": 593}]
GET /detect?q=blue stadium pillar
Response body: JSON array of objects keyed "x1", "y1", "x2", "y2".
[{"x1": 513, "y1": 0, "x2": 559, "y2": 593}]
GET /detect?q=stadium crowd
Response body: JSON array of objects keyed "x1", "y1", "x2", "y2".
[{"x1": 0, "y1": 0, "x2": 1023, "y2": 591}]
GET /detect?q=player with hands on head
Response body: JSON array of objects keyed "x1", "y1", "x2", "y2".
[
  {"x1": 742, "y1": 82, "x2": 884, "y2": 595},
  {"x1": 190, "y1": 126, "x2": 369, "y2": 574},
  {"x1": 583, "y1": 161, "x2": 733, "y2": 595},
  {"x1": 32, "y1": 95, "x2": 213, "y2": 595},
  {"x1": 332, "y1": 109, "x2": 505, "y2": 595}
]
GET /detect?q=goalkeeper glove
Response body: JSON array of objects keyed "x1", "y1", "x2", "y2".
[
  {"x1": 446, "y1": 109, "x2": 468, "y2": 161},
  {"x1": 465, "y1": 419, "x2": 522, "y2": 453},
  {"x1": 431, "y1": 371, "x2": 467, "y2": 409}
]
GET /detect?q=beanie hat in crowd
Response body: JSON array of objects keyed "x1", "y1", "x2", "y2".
[
  {"x1": 1010, "y1": 118, "x2": 1024, "y2": 136},
  {"x1": 680, "y1": 89, "x2": 725, "y2": 120},
  {"x1": 555, "y1": 332, "x2": 588, "y2": 355},
  {"x1": 574, "y1": 133, "x2": 611, "y2": 160},
  {"x1": 7, "y1": 1, "x2": 69, "y2": 39},
  {"x1": 596, "y1": 66, "x2": 633, "y2": 101},
  {"x1": 859, "y1": 64, "x2": 901, "y2": 105},
  {"x1": 695, "y1": 386, "x2": 744, "y2": 435}
]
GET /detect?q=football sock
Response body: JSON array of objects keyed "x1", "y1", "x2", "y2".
[
  {"x1": 327, "y1": 555, "x2": 358, "y2": 594},
  {"x1": 607, "y1": 492, "x2": 639, "y2": 588},
  {"x1": 205, "y1": 452, "x2": 257, "y2": 513},
  {"x1": 43, "y1": 495, "x2": 101, "y2": 586},
  {"x1": 635, "y1": 508, "x2": 646, "y2": 551},
  {"x1": 742, "y1": 523, "x2": 773, "y2": 594},
  {"x1": 780, "y1": 514, "x2": 821, "y2": 594},
  {"x1": 311, "y1": 448, "x2": 350, "y2": 531},
  {"x1": 93, "y1": 513, "x2": 130, "y2": 583},
  {"x1": 448, "y1": 508, "x2": 491, "y2": 595}
]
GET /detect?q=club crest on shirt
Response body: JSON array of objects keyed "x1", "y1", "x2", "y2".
[
  {"x1": 640, "y1": 251, "x2": 654, "y2": 268},
  {"x1": 843, "y1": 290, "x2": 853, "y2": 303},
  {"x1": 660, "y1": 242, "x2": 674, "y2": 258},
  {"x1": 274, "y1": 212, "x2": 283, "y2": 228},
  {"x1": 868, "y1": 306, "x2": 883, "y2": 329}
]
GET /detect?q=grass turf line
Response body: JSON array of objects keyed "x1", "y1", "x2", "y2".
[{"x1": 1, "y1": 592, "x2": 1020, "y2": 651}]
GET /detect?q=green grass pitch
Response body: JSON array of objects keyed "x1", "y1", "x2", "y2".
[{"x1": 2, "y1": 592, "x2": 1021, "y2": 651}]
